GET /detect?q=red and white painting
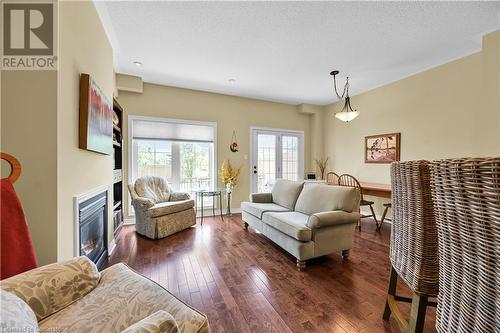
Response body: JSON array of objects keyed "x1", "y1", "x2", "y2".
[
  {"x1": 365, "y1": 133, "x2": 400, "y2": 163},
  {"x1": 80, "y1": 73, "x2": 113, "y2": 155}
]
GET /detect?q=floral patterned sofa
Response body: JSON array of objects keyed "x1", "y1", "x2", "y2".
[{"x1": 0, "y1": 256, "x2": 209, "y2": 333}]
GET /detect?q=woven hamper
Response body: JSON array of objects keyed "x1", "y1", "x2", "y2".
[{"x1": 431, "y1": 157, "x2": 500, "y2": 333}]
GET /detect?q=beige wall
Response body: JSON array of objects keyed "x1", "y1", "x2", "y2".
[
  {"x1": 1, "y1": 71, "x2": 58, "y2": 265},
  {"x1": 323, "y1": 30, "x2": 500, "y2": 215},
  {"x1": 57, "y1": 1, "x2": 115, "y2": 261},
  {"x1": 117, "y1": 83, "x2": 318, "y2": 217}
]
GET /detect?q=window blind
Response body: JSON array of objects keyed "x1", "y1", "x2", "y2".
[{"x1": 131, "y1": 119, "x2": 215, "y2": 142}]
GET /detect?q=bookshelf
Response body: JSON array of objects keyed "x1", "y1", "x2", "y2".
[{"x1": 112, "y1": 98, "x2": 124, "y2": 237}]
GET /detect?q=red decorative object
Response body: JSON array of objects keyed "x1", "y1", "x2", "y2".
[
  {"x1": 230, "y1": 130, "x2": 238, "y2": 152},
  {"x1": 1, "y1": 178, "x2": 38, "y2": 279}
]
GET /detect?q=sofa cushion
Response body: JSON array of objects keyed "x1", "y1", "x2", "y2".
[
  {"x1": 0, "y1": 290, "x2": 38, "y2": 332},
  {"x1": 241, "y1": 202, "x2": 290, "y2": 219},
  {"x1": 120, "y1": 311, "x2": 179, "y2": 333},
  {"x1": 0, "y1": 256, "x2": 100, "y2": 321},
  {"x1": 271, "y1": 179, "x2": 304, "y2": 210},
  {"x1": 150, "y1": 199, "x2": 194, "y2": 218},
  {"x1": 262, "y1": 211, "x2": 312, "y2": 241},
  {"x1": 135, "y1": 176, "x2": 172, "y2": 203},
  {"x1": 295, "y1": 184, "x2": 360, "y2": 215},
  {"x1": 38, "y1": 263, "x2": 209, "y2": 333}
]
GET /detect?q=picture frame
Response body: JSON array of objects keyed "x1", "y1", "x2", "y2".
[
  {"x1": 365, "y1": 132, "x2": 401, "y2": 163},
  {"x1": 79, "y1": 73, "x2": 113, "y2": 155}
]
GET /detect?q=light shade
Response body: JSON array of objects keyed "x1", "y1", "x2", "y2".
[{"x1": 334, "y1": 110, "x2": 360, "y2": 122}]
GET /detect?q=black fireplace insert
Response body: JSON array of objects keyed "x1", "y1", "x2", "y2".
[{"x1": 79, "y1": 191, "x2": 108, "y2": 269}]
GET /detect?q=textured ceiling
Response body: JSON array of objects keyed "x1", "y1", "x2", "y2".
[{"x1": 96, "y1": 1, "x2": 500, "y2": 105}]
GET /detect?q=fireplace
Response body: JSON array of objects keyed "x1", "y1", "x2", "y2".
[{"x1": 78, "y1": 190, "x2": 108, "y2": 269}]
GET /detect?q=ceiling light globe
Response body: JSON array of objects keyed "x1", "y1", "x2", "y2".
[{"x1": 334, "y1": 111, "x2": 360, "y2": 122}]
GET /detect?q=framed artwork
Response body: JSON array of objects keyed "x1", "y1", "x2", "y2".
[
  {"x1": 79, "y1": 73, "x2": 113, "y2": 155},
  {"x1": 365, "y1": 133, "x2": 401, "y2": 163}
]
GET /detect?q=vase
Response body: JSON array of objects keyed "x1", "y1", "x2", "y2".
[{"x1": 226, "y1": 183, "x2": 233, "y2": 216}]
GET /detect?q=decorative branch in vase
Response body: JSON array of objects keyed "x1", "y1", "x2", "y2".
[
  {"x1": 315, "y1": 157, "x2": 329, "y2": 180},
  {"x1": 219, "y1": 160, "x2": 242, "y2": 216}
]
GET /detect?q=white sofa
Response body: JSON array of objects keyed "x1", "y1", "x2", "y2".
[{"x1": 241, "y1": 179, "x2": 360, "y2": 269}]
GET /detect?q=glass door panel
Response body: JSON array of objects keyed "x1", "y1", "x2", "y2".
[
  {"x1": 251, "y1": 129, "x2": 304, "y2": 193},
  {"x1": 282, "y1": 135, "x2": 299, "y2": 181},
  {"x1": 256, "y1": 133, "x2": 277, "y2": 193}
]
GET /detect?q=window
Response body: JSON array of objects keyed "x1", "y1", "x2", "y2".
[{"x1": 129, "y1": 117, "x2": 216, "y2": 213}]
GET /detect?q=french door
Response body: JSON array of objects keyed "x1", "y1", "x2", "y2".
[{"x1": 251, "y1": 128, "x2": 304, "y2": 193}]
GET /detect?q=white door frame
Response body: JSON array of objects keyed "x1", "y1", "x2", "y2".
[{"x1": 249, "y1": 127, "x2": 304, "y2": 193}]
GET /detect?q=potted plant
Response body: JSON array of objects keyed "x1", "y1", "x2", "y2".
[
  {"x1": 219, "y1": 160, "x2": 242, "y2": 215},
  {"x1": 315, "y1": 157, "x2": 329, "y2": 180}
]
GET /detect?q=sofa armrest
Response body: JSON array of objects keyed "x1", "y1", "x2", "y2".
[
  {"x1": 0, "y1": 256, "x2": 100, "y2": 321},
  {"x1": 169, "y1": 192, "x2": 190, "y2": 201},
  {"x1": 120, "y1": 311, "x2": 179, "y2": 333},
  {"x1": 307, "y1": 211, "x2": 360, "y2": 229},
  {"x1": 249, "y1": 192, "x2": 273, "y2": 203},
  {"x1": 132, "y1": 197, "x2": 155, "y2": 209}
]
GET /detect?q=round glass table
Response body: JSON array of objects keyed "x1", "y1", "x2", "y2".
[{"x1": 193, "y1": 189, "x2": 225, "y2": 224}]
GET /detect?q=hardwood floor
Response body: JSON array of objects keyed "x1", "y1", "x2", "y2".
[{"x1": 105, "y1": 215, "x2": 437, "y2": 333}]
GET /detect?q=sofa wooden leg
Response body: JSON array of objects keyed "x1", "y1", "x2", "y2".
[
  {"x1": 341, "y1": 249, "x2": 350, "y2": 260},
  {"x1": 243, "y1": 222, "x2": 248, "y2": 230},
  {"x1": 296, "y1": 259, "x2": 306, "y2": 271}
]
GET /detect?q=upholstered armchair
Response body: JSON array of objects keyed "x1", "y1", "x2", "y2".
[{"x1": 128, "y1": 176, "x2": 196, "y2": 239}]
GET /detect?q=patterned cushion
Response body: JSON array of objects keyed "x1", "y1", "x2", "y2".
[
  {"x1": 150, "y1": 199, "x2": 195, "y2": 218},
  {"x1": 39, "y1": 263, "x2": 209, "y2": 333},
  {"x1": 120, "y1": 311, "x2": 179, "y2": 333},
  {"x1": 135, "y1": 176, "x2": 172, "y2": 203},
  {"x1": 0, "y1": 290, "x2": 38, "y2": 332},
  {"x1": 0, "y1": 256, "x2": 100, "y2": 321}
]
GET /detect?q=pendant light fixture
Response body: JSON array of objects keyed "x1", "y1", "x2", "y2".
[{"x1": 330, "y1": 70, "x2": 360, "y2": 122}]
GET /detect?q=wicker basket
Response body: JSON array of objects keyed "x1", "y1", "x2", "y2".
[
  {"x1": 390, "y1": 160, "x2": 439, "y2": 296},
  {"x1": 431, "y1": 157, "x2": 500, "y2": 333}
]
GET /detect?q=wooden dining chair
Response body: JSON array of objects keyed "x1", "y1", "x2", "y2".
[
  {"x1": 325, "y1": 172, "x2": 340, "y2": 185},
  {"x1": 338, "y1": 174, "x2": 379, "y2": 230}
]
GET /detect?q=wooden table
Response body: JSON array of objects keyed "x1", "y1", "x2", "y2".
[{"x1": 359, "y1": 182, "x2": 391, "y2": 199}]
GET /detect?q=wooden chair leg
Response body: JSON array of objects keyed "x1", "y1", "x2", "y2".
[
  {"x1": 357, "y1": 208, "x2": 361, "y2": 231},
  {"x1": 384, "y1": 266, "x2": 431, "y2": 333},
  {"x1": 378, "y1": 205, "x2": 390, "y2": 231},
  {"x1": 383, "y1": 266, "x2": 398, "y2": 320},
  {"x1": 369, "y1": 204, "x2": 379, "y2": 228},
  {"x1": 408, "y1": 294, "x2": 428, "y2": 333}
]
